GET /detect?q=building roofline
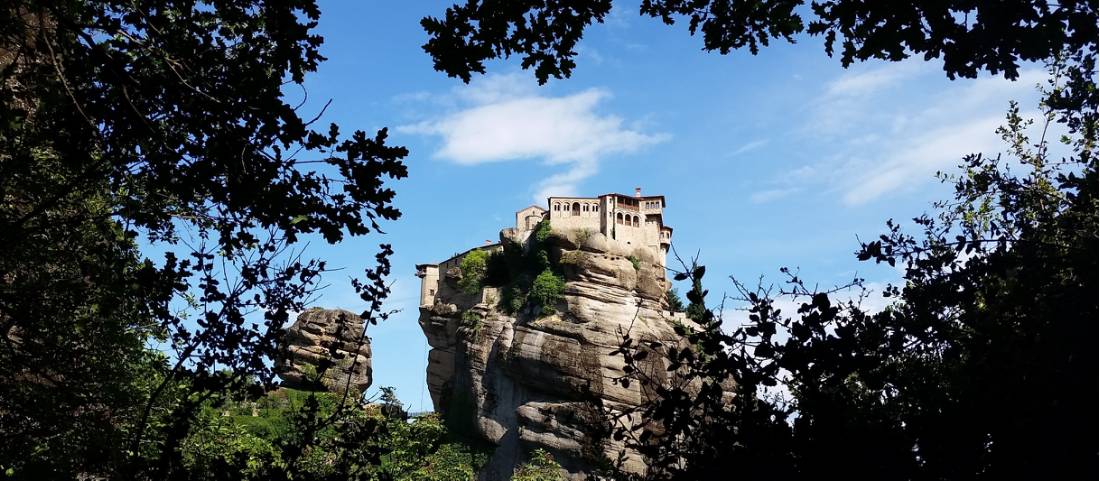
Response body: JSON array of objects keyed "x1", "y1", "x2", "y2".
[
  {"x1": 440, "y1": 243, "x2": 502, "y2": 266},
  {"x1": 545, "y1": 193, "x2": 666, "y2": 207},
  {"x1": 597, "y1": 193, "x2": 666, "y2": 206},
  {"x1": 516, "y1": 204, "x2": 546, "y2": 213}
]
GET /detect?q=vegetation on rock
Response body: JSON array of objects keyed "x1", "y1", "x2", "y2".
[
  {"x1": 483, "y1": 221, "x2": 567, "y2": 316},
  {"x1": 513, "y1": 449, "x2": 566, "y2": 481},
  {"x1": 530, "y1": 269, "x2": 566, "y2": 316},
  {"x1": 458, "y1": 249, "x2": 491, "y2": 295}
]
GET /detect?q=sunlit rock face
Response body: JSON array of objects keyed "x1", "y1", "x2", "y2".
[
  {"x1": 276, "y1": 307, "x2": 372, "y2": 397},
  {"x1": 419, "y1": 228, "x2": 697, "y2": 481}
]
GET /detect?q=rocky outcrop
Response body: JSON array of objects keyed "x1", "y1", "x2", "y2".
[
  {"x1": 420, "y1": 229, "x2": 699, "y2": 480},
  {"x1": 277, "y1": 308, "x2": 372, "y2": 397}
]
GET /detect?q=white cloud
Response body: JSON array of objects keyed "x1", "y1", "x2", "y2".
[{"x1": 399, "y1": 73, "x2": 666, "y2": 200}]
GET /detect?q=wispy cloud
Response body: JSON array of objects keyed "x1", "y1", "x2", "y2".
[
  {"x1": 398, "y1": 73, "x2": 666, "y2": 200},
  {"x1": 750, "y1": 187, "x2": 800, "y2": 204},
  {"x1": 729, "y1": 138, "x2": 769, "y2": 157},
  {"x1": 782, "y1": 61, "x2": 1049, "y2": 205}
]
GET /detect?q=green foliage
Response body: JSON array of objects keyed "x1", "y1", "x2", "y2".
[
  {"x1": 1, "y1": 1, "x2": 407, "y2": 478},
  {"x1": 177, "y1": 388, "x2": 488, "y2": 481},
  {"x1": 421, "y1": 1, "x2": 1096, "y2": 135},
  {"x1": 533, "y1": 220, "x2": 553, "y2": 243},
  {"x1": 559, "y1": 250, "x2": 584, "y2": 266},
  {"x1": 501, "y1": 285, "x2": 530, "y2": 315},
  {"x1": 460, "y1": 310, "x2": 483, "y2": 336},
  {"x1": 484, "y1": 224, "x2": 567, "y2": 316},
  {"x1": 458, "y1": 249, "x2": 491, "y2": 294},
  {"x1": 611, "y1": 88, "x2": 1097, "y2": 479},
  {"x1": 378, "y1": 414, "x2": 488, "y2": 481},
  {"x1": 627, "y1": 255, "x2": 641, "y2": 271},
  {"x1": 530, "y1": 269, "x2": 566, "y2": 316},
  {"x1": 513, "y1": 449, "x2": 565, "y2": 481},
  {"x1": 666, "y1": 288, "x2": 686, "y2": 313}
]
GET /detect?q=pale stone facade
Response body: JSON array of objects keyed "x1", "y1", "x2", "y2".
[
  {"x1": 416, "y1": 189, "x2": 673, "y2": 308},
  {"x1": 546, "y1": 188, "x2": 671, "y2": 267}
]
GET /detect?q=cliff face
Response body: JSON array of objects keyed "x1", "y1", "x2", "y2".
[
  {"x1": 277, "y1": 308, "x2": 373, "y2": 397},
  {"x1": 420, "y1": 229, "x2": 695, "y2": 480}
]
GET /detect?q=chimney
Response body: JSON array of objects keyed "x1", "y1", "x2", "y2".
[{"x1": 634, "y1": 187, "x2": 642, "y2": 198}]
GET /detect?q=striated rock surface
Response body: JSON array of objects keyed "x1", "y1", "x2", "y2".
[
  {"x1": 277, "y1": 307, "x2": 372, "y2": 397},
  {"x1": 419, "y1": 229, "x2": 699, "y2": 480}
]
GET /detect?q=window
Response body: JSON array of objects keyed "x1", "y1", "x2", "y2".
[
  {"x1": 572, "y1": 202, "x2": 581, "y2": 216},
  {"x1": 583, "y1": 204, "x2": 588, "y2": 212},
  {"x1": 632, "y1": 216, "x2": 640, "y2": 227},
  {"x1": 616, "y1": 213, "x2": 623, "y2": 224}
]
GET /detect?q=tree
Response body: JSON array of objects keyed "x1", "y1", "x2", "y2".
[
  {"x1": 422, "y1": 0, "x2": 1096, "y2": 134},
  {"x1": 665, "y1": 288, "x2": 685, "y2": 313},
  {"x1": 1, "y1": 1, "x2": 406, "y2": 478},
  {"x1": 611, "y1": 80, "x2": 1097, "y2": 479},
  {"x1": 458, "y1": 248, "x2": 491, "y2": 294},
  {"x1": 423, "y1": 4, "x2": 1096, "y2": 478}
]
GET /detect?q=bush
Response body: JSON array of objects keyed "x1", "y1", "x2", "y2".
[
  {"x1": 501, "y1": 284, "x2": 529, "y2": 314},
  {"x1": 460, "y1": 310, "x2": 482, "y2": 336},
  {"x1": 666, "y1": 288, "x2": 686, "y2": 312},
  {"x1": 179, "y1": 388, "x2": 489, "y2": 481},
  {"x1": 457, "y1": 249, "x2": 490, "y2": 294},
  {"x1": 513, "y1": 449, "x2": 565, "y2": 481},
  {"x1": 530, "y1": 269, "x2": 565, "y2": 316},
  {"x1": 627, "y1": 255, "x2": 641, "y2": 271},
  {"x1": 559, "y1": 250, "x2": 583, "y2": 265},
  {"x1": 533, "y1": 220, "x2": 552, "y2": 243}
]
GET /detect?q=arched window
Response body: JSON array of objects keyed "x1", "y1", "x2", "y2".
[
  {"x1": 633, "y1": 216, "x2": 640, "y2": 227},
  {"x1": 583, "y1": 204, "x2": 588, "y2": 212},
  {"x1": 572, "y1": 202, "x2": 581, "y2": 216},
  {"x1": 553, "y1": 203, "x2": 559, "y2": 211},
  {"x1": 616, "y1": 213, "x2": 623, "y2": 224}
]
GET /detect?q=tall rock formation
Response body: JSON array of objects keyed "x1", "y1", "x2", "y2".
[
  {"x1": 276, "y1": 307, "x2": 373, "y2": 397},
  {"x1": 417, "y1": 192, "x2": 700, "y2": 480}
]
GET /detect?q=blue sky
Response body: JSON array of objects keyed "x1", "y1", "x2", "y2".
[{"x1": 279, "y1": 1, "x2": 1048, "y2": 412}]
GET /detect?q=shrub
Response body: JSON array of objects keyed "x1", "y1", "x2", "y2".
[
  {"x1": 530, "y1": 269, "x2": 565, "y2": 316},
  {"x1": 575, "y1": 228, "x2": 593, "y2": 244},
  {"x1": 457, "y1": 249, "x2": 490, "y2": 294},
  {"x1": 513, "y1": 449, "x2": 565, "y2": 481},
  {"x1": 533, "y1": 220, "x2": 552, "y2": 243},
  {"x1": 627, "y1": 255, "x2": 641, "y2": 271},
  {"x1": 666, "y1": 288, "x2": 686, "y2": 313},
  {"x1": 559, "y1": 250, "x2": 583, "y2": 265},
  {"x1": 501, "y1": 285, "x2": 529, "y2": 314},
  {"x1": 460, "y1": 310, "x2": 482, "y2": 335}
]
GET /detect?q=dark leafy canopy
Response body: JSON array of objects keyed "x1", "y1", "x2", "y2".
[
  {"x1": 422, "y1": 0, "x2": 613, "y2": 84},
  {"x1": 609, "y1": 80, "x2": 1097, "y2": 479},
  {"x1": 1, "y1": 0, "x2": 405, "y2": 478},
  {"x1": 422, "y1": 1, "x2": 1097, "y2": 120}
]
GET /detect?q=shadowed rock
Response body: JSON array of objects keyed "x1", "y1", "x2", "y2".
[
  {"x1": 276, "y1": 307, "x2": 372, "y2": 397},
  {"x1": 418, "y1": 224, "x2": 705, "y2": 480}
]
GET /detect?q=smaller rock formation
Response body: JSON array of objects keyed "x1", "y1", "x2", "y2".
[{"x1": 276, "y1": 307, "x2": 372, "y2": 397}]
